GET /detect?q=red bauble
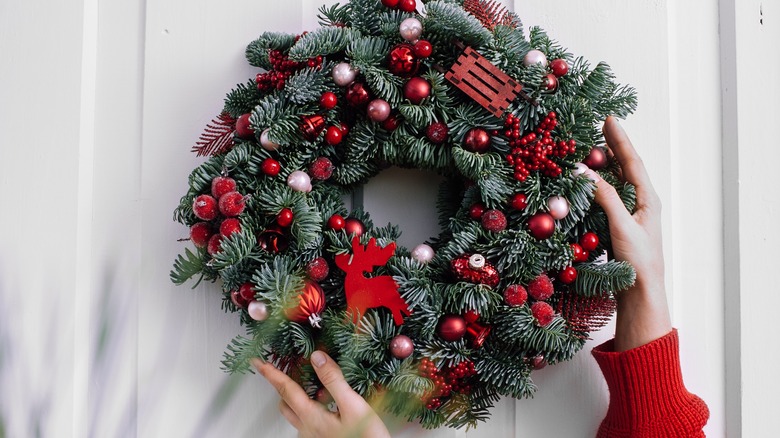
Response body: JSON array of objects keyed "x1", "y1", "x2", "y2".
[
  {"x1": 306, "y1": 257, "x2": 330, "y2": 281},
  {"x1": 319, "y1": 91, "x2": 338, "y2": 109},
  {"x1": 437, "y1": 315, "x2": 467, "y2": 342},
  {"x1": 261, "y1": 158, "x2": 281, "y2": 177},
  {"x1": 346, "y1": 82, "x2": 372, "y2": 107},
  {"x1": 481, "y1": 209, "x2": 507, "y2": 232},
  {"x1": 218, "y1": 191, "x2": 246, "y2": 217},
  {"x1": 381, "y1": 114, "x2": 400, "y2": 131},
  {"x1": 381, "y1": 0, "x2": 400, "y2": 8},
  {"x1": 257, "y1": 226, "x2": 290, "y2": 253},
  {"x1": 531, "y1": 301, "x2": 555, "y2": 327},
  {"x1": 527, "y1": 212, "x2": 555, "y2": 240},
  {"x1": 531, "y1": 355, "x2": 548, "y2": 370},
  {"x1": 235, "y1": 113, "x2": 255, "y2": 139},
  {"x1": 413, "y1": 40, "x2": 433, "y2": 58},
  {"x1": 388, "y1": 44, "x2": 420, "y2": 77},
  {"x1": 193, "y1": 194, "x2": 218, "y2": 221},
  {"x1": 583, "y1": 147, "x2": 607, "y2": 170},
  {"x1": 425, "y1": 122, "x2": 449, "y2": 144},
  {"x1": 284, "y1": 280, "x2": 326, "y2": 327},
  {"x1": 339, "y1": 121, "x2": 350, "y2": 137},
  {"x1": 239, "y1": 282, "x2": 256, "y2": 303},
  {"x1": 207, "y1": 234, "x2": 223, "y2": 255},
  {"x1": 463, "y1": 128, "x2": 491, "y2": 152},
  {"x1": 309, "y1": 157, "x2": 334, "y2": 180},
  {"x1": 403, "y1": 77, "x2": 431, "y2": 104},
  {"x1": 528, "y1": 273, "x2": 554, "y2": 301},
  {"x1": 510, "y1": 193, "x2": 528, "y2": 210},
  {"x1": 325, "y1": 126, "x2": 343, "y2": 145},
  {"x1": 211, "y1": 176, "x2": 236, "y2": 199},
  {"x1": 550, "y1": 58, "x2": 569, "y2": 77},
  {"x1": 300, "y1": 114, "x2": 326, "y2": 141},
  {"x1": 559, "y1": 266, "x2": 578, "y2": 284},
  {"x1": 450, "y1": 254, "x2": 500, "y2": 287},
  {"x1": 219, "y1": 218, "x2": 241, "y2": 237},
  {"x1": 327, "y1": 214, "x2": 346, "y2": 231},
  {"x1": 189, "y1": 222, "x2": 212, "y2": 248},
  {"x1": 231, "y1": 289, "x2": 248, "y2": 309},
  {"x1": 344, "y1": 218, "x2": 365, "y2": 236},
  {"x1": 543, "y1": 74, "x2": 558, "y2": 91},
  {"x1": 315, "y1": 387, "x2": 334, "y2": 405},
  {"x1": 398, "y1": 0, "x2": 416, "y2": 12},
  {"x1": 580, "y1": 232, "x2": 599, "y2": 252},
  {"x1": 390, "y1": 334, "x2": 414, "y2": 359},
  {"x1": 571, "y1": 243, "x2": 588, "y2": 262},
  {"x1": 504, "y1": 284, "x2": 528, "y2": 307},
  {"x1": 468, "y1": 203, "x2": 486, "y2": 220},
  {"x1": 276, "y1": 208, "x2": 294, "y2": 227}
]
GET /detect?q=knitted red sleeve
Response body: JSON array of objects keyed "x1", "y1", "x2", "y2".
[{"x1": 591, "y1": 329, "x2": 709, "y2": 437}]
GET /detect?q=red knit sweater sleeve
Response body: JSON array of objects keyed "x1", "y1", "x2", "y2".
[{"x1": 591, "y1": 329, "x2": 709, "y2": 437}]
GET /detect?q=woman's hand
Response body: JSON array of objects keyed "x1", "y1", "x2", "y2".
[
  {"x1": 253, "y1": 351, "x2": 391, "y2": 438},
  {"x1": 585, "y1": 116, "x2": 672, "y2": 352}
]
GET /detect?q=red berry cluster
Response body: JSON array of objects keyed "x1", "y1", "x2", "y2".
[
  {"x1": 255, "y1": 50, "x2": 322, "y2": 92},
  {"x1": 419, "y1": 358, "x2": 477, "y2": 410},
  {"x1": 505, "y1": 112, "x2": 576, "y2": 181},
  {"x1": 190, "y1": 176, "x2": 248, "y2": 255}
]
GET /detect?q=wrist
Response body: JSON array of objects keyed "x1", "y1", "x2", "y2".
[{"x1": 614, "y1": 282, "x2": 672, "y2": 352}]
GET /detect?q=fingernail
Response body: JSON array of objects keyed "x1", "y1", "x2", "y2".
[
  {"x1": 611, "y1": 117, "x2": 625, "y2": 134},
  {"x1": 311, "y1": 351, "x2": 327, "y2": 368},
  {"x1": 583, "y1": 169, "x2": 601, "y2": 183}
]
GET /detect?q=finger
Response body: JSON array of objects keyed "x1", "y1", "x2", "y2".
[
  {"x1": 584, "y1": 169, "x2": 633, "y2": 226},
  {"x1": 310, "y1": 350, "x2": 364, "y2": 411},
  {"x1": 602, "y1": 117, "x2": 659, "y2": 209},
  {"x1": 279, "y1": 400, "x2": 303, "y2": 430},
  {"x1": 252, "y1": 358, "x2": 316, "y2": 418}
]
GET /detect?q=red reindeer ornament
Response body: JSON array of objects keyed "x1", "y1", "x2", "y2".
[{"x1": 335, "y1": 237, "x2": 411, "y2": 326}]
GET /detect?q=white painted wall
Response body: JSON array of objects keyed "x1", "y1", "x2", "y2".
[{"x1": 5, "y1": 0, "x2": 773, "y2": 436}]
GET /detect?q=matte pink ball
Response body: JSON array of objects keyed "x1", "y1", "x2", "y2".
[
  {"x1": 367, "y1": 99, "x2": 391, "y2": 122},
  {"x1": 248, "y1": 300, "x2": 269, "y2": 321},
  {"x1": 259, "y1": 128, "x2": 279, "y2": 151},
  {"x1": 332, "y1": 62, "x2": 358, "y2": 87},
  {"x1": 546, "y1": 196, "x2": 570, "y2": 220},
  {"x1": 390, "y1": 335, "x2": 414, "y2": 359},
  {"x1": 523, "y1": 49, "x2": 548, "y2": 67},
  {"x1": 287, "y1": 170, "x2": 312, "y2": 192},
  {"x1": 411, "y1": 244, "x2": 434, "y2": 263},
  {"x1": 399, "y1": 17, "x2": 423, "y2": 42}
]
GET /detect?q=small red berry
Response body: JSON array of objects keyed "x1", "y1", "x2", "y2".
[
  {"x1": 207, "y1": 234, "x2": 223, "y2": 255},
  {"x1": 218, "y1": 191, "x2": 246, "y2": 217},
  {"x1": 261, "y1": 158, "x2": 281, "y2": 177},
  {"x1": 220, "y1": 218, "x2": 241, "y2": 237},
  {"x1": 550, "y1": 58, "x2": 569, "y2": 77},
  {"x1": 324, "y1": 126, "x2": 343, "y2": 145},
  {"x1": 580, "y1": 232, "x2": 599, "y2": 252},
  {"x1": 413, "y1": 40, "x2": 433, "y2": 58},
  {"x1": 381, "y1": 0, "x2": 400, "y2": 8},
  {"x1": 327, "y1": 214, "x2": 345, "y2": 230},
  {"x1": 510, "y1": 193, "x2": 528, "y2": 210},
  {"x1": 531, "y1": 301, "x2": 555, "y2": 327},
  {"x1": 571, "y1": 243, "x2": 588, "y2": 262},
  {"x1": 211, "y1": 176, "x2": 237, "y2": 199},
  {"x1": 468, "y1": 203, "x2": 486, "y2": 220},
  {"x1": 320, "y1": 91, "x2": 338, "y2": 109},
  {"x1": 239, "y1": 283, "x2": 256, "y2": 303},
  {"x1": 193, "y1": 194, "x2": 218, "y2": 221},
  {"x1": 276, "y1": 208, "x2": 294, "y2": 227},
  {"x1": 306, "y1": 257, "x2": 330, "y2": 281},
  {"x1": 558, "y1": 266, "x2": 577, "y2": 284},
  {"x1": 528, "y1": 274, "x2": 554, "y2": 300},
  {"x1": 398, "y1": 0, "x2": 416, "y2": 12},
  {"x1": 190, "y1": 222, "x2": 212, "y2": 248},
  {"x1": 504, "y1": 284, "x2": 528, "y2": 307}
]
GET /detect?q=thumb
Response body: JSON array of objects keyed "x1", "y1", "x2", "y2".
[
  {"x1": 310, "y1": 350, "x2": 363, "y2": 410},
  {"x1": 584, "y1": 169, "x2": 632, "y2": 226}
]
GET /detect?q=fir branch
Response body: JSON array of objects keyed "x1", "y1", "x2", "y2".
[
  {"x1": 170, "y1": 247, "x2": 207, "y2": 287},
  {"x1": 476, "y1": 354, "x2": 536, "y2": 399},
  {"x1": 572, "y1": 260, "x2": 636, "y2": 296},
  {"x1": 424, "y1": 1, "x2": 493, "y2": 48},
  {"x1": 285, "y1": 66, "x2": 331, "y2": 105},
  {"x1": 346, "y1": 36, "x2": 391, "y2": 71},
  {"x1": 223, "y1": 81, "x2": 262, "y2": 118},
  {"x1": 288, "y1": 27, "x2": 363, "y2": 61},
  {"x1": 211, "y1": 228, "x2": 256, "y2": 269},
  {"x1": 246, "y1": 32, "x2": 297, "y2": 68}
]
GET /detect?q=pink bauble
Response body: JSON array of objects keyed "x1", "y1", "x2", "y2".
[
  {"x1": 411, "y1": 243, "x2": 434, "y2": 263},
  {"x1": 287, "y1": 170, "x2": 312, "y2": 192},
  {"x1": 259, "y1": 128, "x2": 279, "y2": 151},
  {"x1": 572, "y1": 162, "x2": 589, "y2": 176},
  {"x1": 390, "y1": 335, "x2": 414, "y2": 359},
  {"x1": 523, "y1": 49, "x2": 548, "y2": 67},
  {"x1": 248, "y1": 300, "x2": 269, "y2": 321},
  {"x1": 399, "y1": 17, "x2": 423, "y2": 42},
  {"x1": 332, "y1": 62, "x2": 358, "y2": 87},
  {"x1": 547, "y1": 196, "x2": 570, "y2": 220},
  {"x1": 367, "y1": 99, "x2": 391, "y2": 122}
]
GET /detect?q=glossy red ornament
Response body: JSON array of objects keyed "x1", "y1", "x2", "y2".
[
  {"x1": 325, "y1": 126, "x2": 343, "y2": 145},
  {"x1": 510, "y1": 193, "x2": 528, "y2": 210},
  {"x1": 261, "y1": 158, "x2": 281, "y2": 177},
  {"x1": 571, "y1": 243, "x2": 588, "y2": 262},
  {"x1": 231, "y1": 289, "x2": 248, "y2": 309},
  {"x1": 258, "y1": 227, "x2": 289, "y2": 253},
  {"x1": 284, "y1": 280, "x2": 326, "y2": 327},
  {"x1": 211, "y1": 176, "x2": 236, "y2": 199},
  {"x1": 559, "y1": 266, "x2": 577, "y2": 284},
  {"x1": 398, "y1": 0, "x2": 416, "y2": 13},
  {"x1": 481, "y1": 209, "x2": 507, "y2": 232},
  {"x1": 193, "y1": 194, "x2": 218, "y2": 221},
  {"x1": 543, "y1": 74, "x2": 558, "y2": 91},
  {"x1": 437, "y1": 314, "x2": 467, "y2": 342},
  {"x1": 527, "y1": 212, "x2": 555, "y2": 240},
  {"x1": 580, "y1": 232, "x2": 599, "y2": 251},
  {"x1": 390, "y1": 334, "x2": 414, "y2": 359},
  {"x1": 583, "y1": 147, "x2": 607, "y2": 170},
  {"x1": 218, "y1": 191, "x2": 246, "y2": 217},
  {"x1": 306, "y1": 257, "x2": 330, "y2": 281},
  {"x1": 319, "y1": 91, "x2": 338, "y2": 109},
  {"x1": 327, "y1": 214, "x2": 345, "y2": 230},
  {"x1": 381, "y1": 114, "x2": 400, "y2": 131},
  {"x1": 345, "y1": 82, "x2": 371, "y2": 107},
  {"x1": 403, "y1": 77, "x2": 431, "y2": 104},
  {"x1": 463, "y1": 128, "x2": 491, "y2": 152},
  {"x1": 450, "y1": 253, "x2": 500, "y2": 287},
  {"x1": 381, "y1": 0, "x2": 400, "y2": 8},
  {"x1": 531, "y1": 355, "x2": 548, "y2": 370},
  {"x1": 504, "y1": 284, "x2": 528, "y2": 307},
  {"x1": 235, "y1": 113, "x2": 255, "y2": 139},
  {"x1": 388, "y1": 44, "x2": 419, "y2": 77},
  {"x1": 344, "y1": 217, "x2": 365, "y2": 236},
  {"x1": 219, "y1": 218, "x2": 241, "y2": 237},
  {"x1": 425, "y1": 122, "x2": 449, "y2": 144},
  {"x1": 189, "y1": 222, "x2": 212, "y2": 248},
  {"x1": 300, "y1": 114, "x2": 326, "y2": 141},
  {"x1": 239, "y1": 282, "x2": 256, "y2": 303},
  {"x1": 413, "y1": 40, "x2": 433, "y2": 58},
  {"x1": 550, "y1": 58, "x2": 569, "y2": 77},
  {"x1": 276, "y1": 208, "x2": 294, "y2": 227},
  {"x1": 339, "y1": 121, "x2": 350, "y2": 137},
  {"x1": 468, "y1": 203, "x2": 486, "y2": 220}
]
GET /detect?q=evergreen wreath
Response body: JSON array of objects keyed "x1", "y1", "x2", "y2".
[{"x1": 171, "y1": 0, "x2": 638, "y2": 429}]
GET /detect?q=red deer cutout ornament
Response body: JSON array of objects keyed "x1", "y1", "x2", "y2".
[{"x1": 335, "y1": 236, "x2": 411, "y2": 326}]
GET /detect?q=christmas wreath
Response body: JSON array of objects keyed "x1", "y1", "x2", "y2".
[{"x1": 171, "y1": 0, "x2": 638, "y2": 429}]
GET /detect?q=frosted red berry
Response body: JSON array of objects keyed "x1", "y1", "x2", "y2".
[
  {"x1": 207, "y1": 234, "x2": 223, "y2": 255},
  {"x1": 219, "y1": 218, "x2": 241, "y2": 237},
  {"x1": 580, "y1": 232, "x2": 599, "y2": 252},
  {"x1": 218, "y1": 191, "x2": 246, "y2": 217},
  {"x1": 504, "y1": 284, "x2": 528, "y2": 307},
  {"x1": 558, "y1": 266, "x2": 577, "y2": 284},
  {"x1": 276, "y1": 208, "x2": 294, "y2": 227},
  {"x1": 481, "y1": 209, "x2": 507, "y2": 232},
  {"x1": 190, "y1": 222, "x2": 213, "y2": 248},
  {"x1": 309, "y1": 157, "x2": 334, "y2": 180},
  {"x1": 211, "y1": 176, "x2": 236, "y2": 199},
  {"x1": 324, "y1": 126, "x2": 343, "y2": 145},
  {"x1": 425, "y1": 122, "x2": 449, "y2": 144},
  {"x1": 531, "y1": 301, "x2": 555, "y2": 327},
  {"x1": 544, "y1": 74, "x2": 558, "y2": 91},
  {"x1": 327, "y1": 214, "x2": 345, "y2": 230},
  {"x1": 320, "y1": 91, "x2": 338, "y2": 109},
  {"x1": 528, "y1": 274, "x2": 554, "y2": 300},
  {"x1": 306, "y1": 257, "x2": 330, "y2": 281},
  {"x1": 261, "y1": 158, "x2": 281, "y2": 176},
  {"x1": 193, "y1": 194, "x2": 218, "y2": 221}
]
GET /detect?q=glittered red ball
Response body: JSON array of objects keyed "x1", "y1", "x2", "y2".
[
  {"x1": 481, "y1": 209, "x2": 507, "y2": 232},
  {"x1": 381, "y1": 114, "x2": 400, "y2": 131},
  {"x1": 398, "y1": 0, "x2": 416, "y2": 13},
  {"x1": 503, "y1": 284, "x2": 528, "y2": 307},
  {"x1": 550, "y1": 58, "x2": 569, "y2": 77},
  {"x1": 235, "y1": 113, "x2": 255, "y2": 139},
  {"x1": 527, "y1": 212, "x2": 555, "y2": 240},
  {"x1": 284, "y1": 280, "x2": 326, "y2": 326},
  {"x1": 583, "y1": 147, "x2": 607, "y2": 170},
  {"x1": 413, "y1": 40, "x2": 433, "y2": 58},
  {"x1": 571, "y1": 243, "x2": 588, "y2": 262},
  {"x1": 468, "y1": 203, "x2": 486, "y2": 220},
  {"x1": 381, "y1": 0, "x2": 400, "y2": 8},
  {"x1": 528, "y1": 273, "x2": 554, "y2": 301},
  {"x1": 306, "y1": 257, "x2": 330, "y2": 281},
  {"x1": 343, "y1": 217, "x2": 365, "y2": 236},
  {"x1": 580, "y1": 232, "x2": 599, "y2": 252},
  {"x1": 261, "y1": 158, "x2": 281, "y2": 177},
  {"x1": 559, "y1": 266, "x2": 577, "y2": 284},
  {"x1": 276, "y1": 207, "x2": 294, "y2": 227},
  {"x1": 193, "y1": 194, "x2": 218, "y2": 221},
  {"x1": 425, "y1": 122, "x2": 449, "y2": 144},
  {"x1": 390, "y1": 334, "x2": 414, "y2": 359},
  {"x1": 190, "y1": 222, "x2": 213, "y2": 248},
  {"x1": 207, "y1": 233, "x2": 223, "y2": 255},
  {"x1": 325, "y1": 126, "x2": 343, "y2": 145},
  {"x1": 239, "y1": 282, "x2": 256, "y2": 303},
  {"x1": 309, "y1": 157, "x2": 334, "y2": 180},
  {"x1": 403, "y1": 77, "x2": 431, "y2": 104},
  {"x1": 219, "y1": 218, "x2": 241, "y2": 237},
  {"x1": 388, "y1": 44, "x2": 420, "y2": 77},
  {"x1": 346, "y1": 82, "x2": 372, "y2": 107},
  {"x1": 544, "y1": 74, "x2": 558, "y2": 91},
  {"x1": 437, "y1": 315, "x2": 467, "y2": 342},
  {"x1": 531, "y1": 301, "x2": 555, "y2": 327},
  {"x1": 218, "y1": 191, "x2": 246, "y2": 217},
  {"x1": 327, "y1": 214, "x2": 345, "y2": 230},
  {"x1": 211, "y1": 176, "x2": 237, "y2": 199},
  {"x1": 451, "y1": 253, "x2": 500, "y2": 287},
  {"x1": 320, "y1": 91, "x2": 338, "y2": 109},
  {"x1": 510, "y1": 193, "x2": 528, "y2": 210},
  {"x1": 463, "y1": 128, "x2": 491, "y2": 152}
]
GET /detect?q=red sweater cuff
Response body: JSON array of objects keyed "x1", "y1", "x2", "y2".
[{"x1": 592, "y1": 329, "x2": 709, "y2": 437}]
